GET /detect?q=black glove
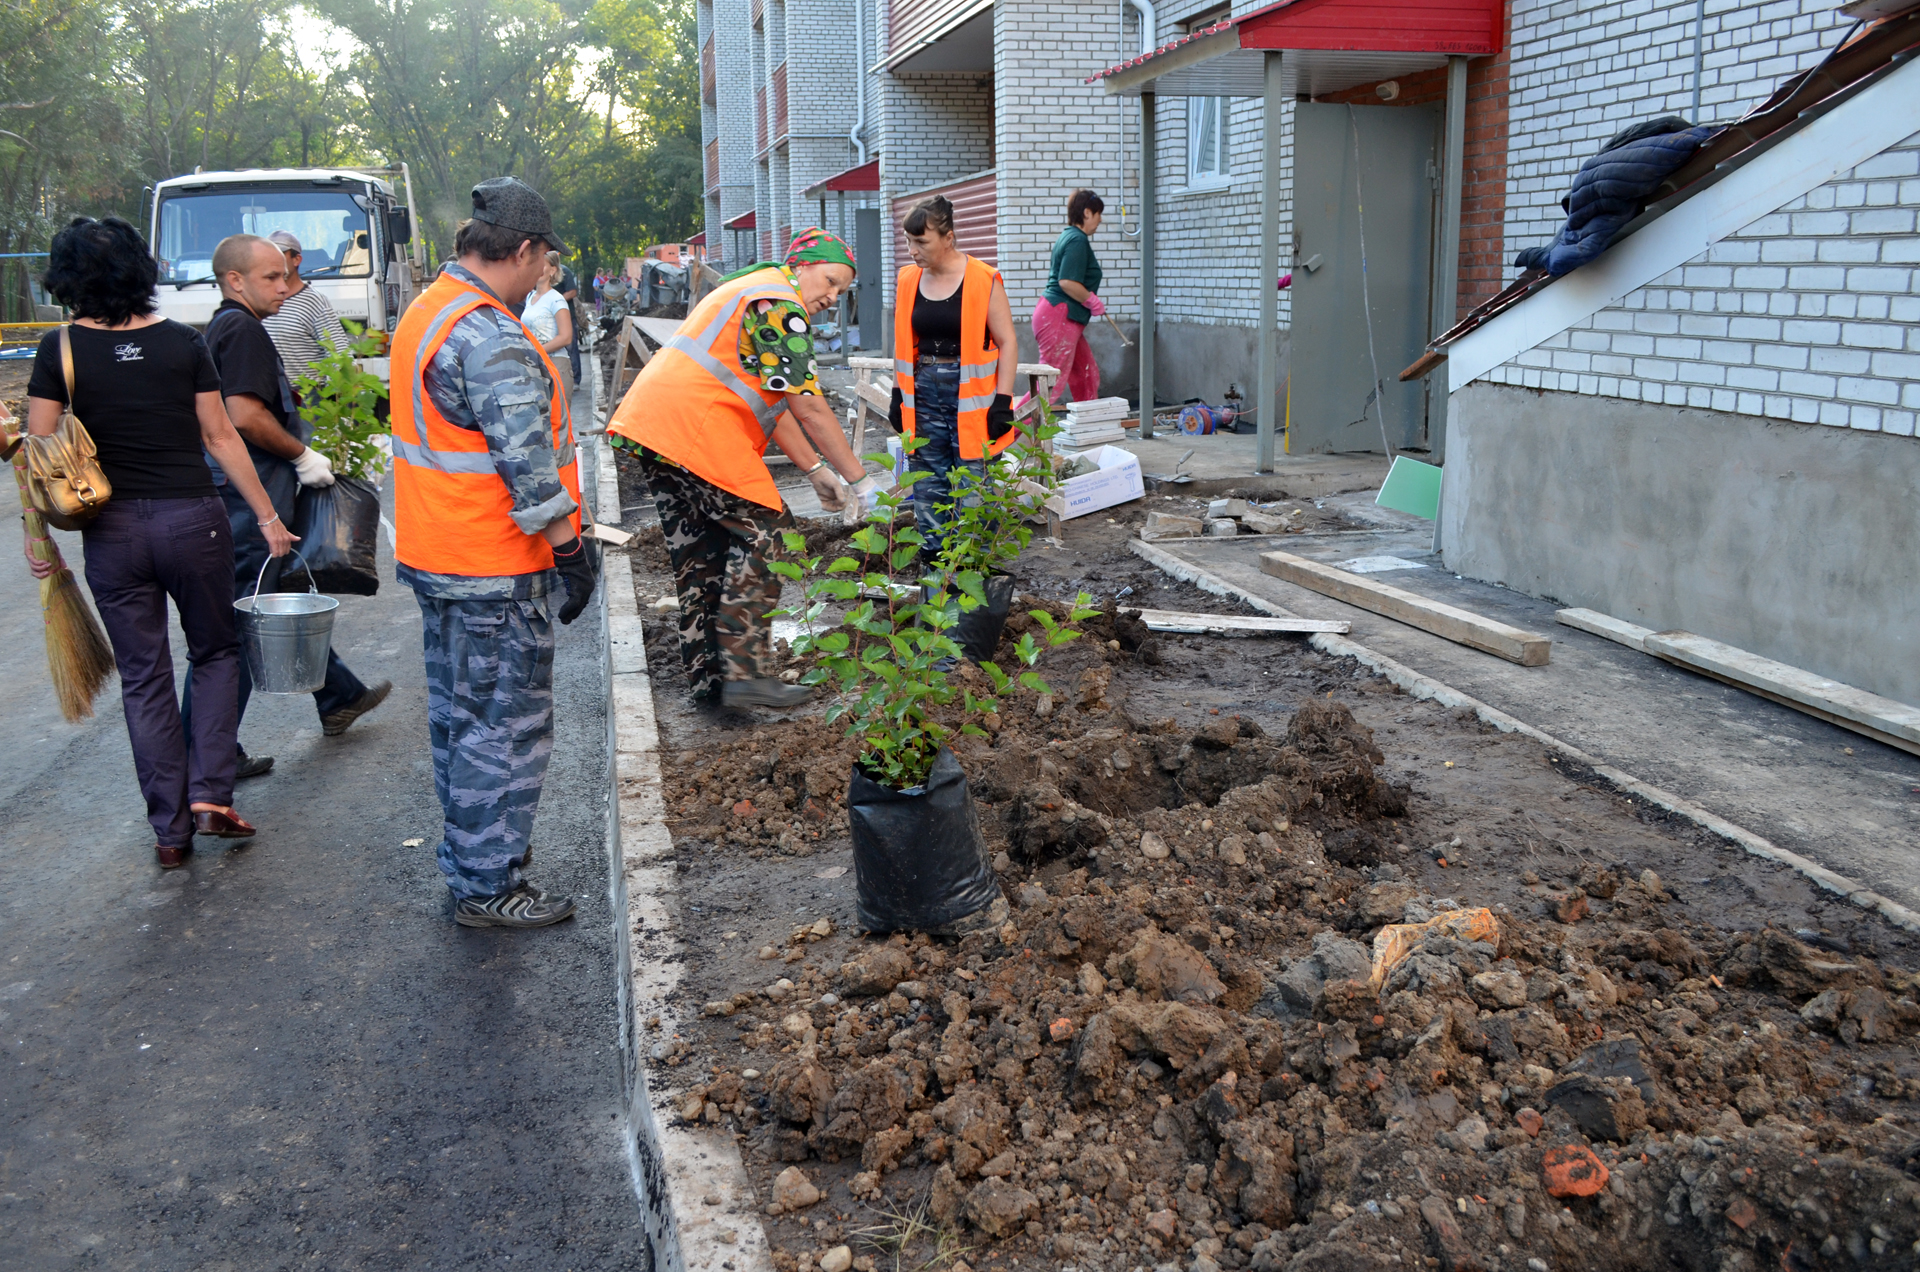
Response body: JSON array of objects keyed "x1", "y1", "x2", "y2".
[
  {"x1": 888, "y1": 384, "x2": 903, "y2": 434},
  {"x1": 986, "y1": 392, "x2": 1015, "y2": 439},
  {"x1": 552, "y1": 535, "x2": 597, "y2": 625}
]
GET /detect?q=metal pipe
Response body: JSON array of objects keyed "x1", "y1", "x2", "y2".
[
  {"x1": 1257, "y1": 51, "x2": 1283, "y2": 473},
  {"x1": 1116, "y1": 0, "x2": 1155, "y2": 239},
  {"x1": 850, "y1": 0, "x2": 868, "y2": 163},
  {"x1": 1690, "y1": 0, "x2": 1706, "y2": 123},
  {"x1": 1139, "y1": 91, "x2": 1157, "y2": 437},
  {"x1": 1430, "y1": 55, "x2": 1468, "y2": 465}
]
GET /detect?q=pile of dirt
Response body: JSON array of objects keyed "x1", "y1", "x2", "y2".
[{"x1": 664, "y1": 690, "x2": 1920, "y2": 1272}]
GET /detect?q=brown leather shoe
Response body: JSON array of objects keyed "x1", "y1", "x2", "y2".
[
  {"x1": 191, "y1": 807, "x2": 257, "y2": 839},
  {"x1": 156, "y1": 844, "x2": 189, "y2": 869}
]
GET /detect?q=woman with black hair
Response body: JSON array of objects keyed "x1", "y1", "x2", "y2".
[
  {"x1": 1033, "y1": 189, "x2": 1106, "y2": 405},
  {"x1": 20, "y1": 215, "x2": 295, "y2": 869},
  {"x1": 889, "y1": 195, "x2": 1019, "y2": 558}
]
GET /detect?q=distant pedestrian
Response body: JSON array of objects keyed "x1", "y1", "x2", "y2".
[
  {"x1": 891, "y1": 195, "x2": 1019, "y2": 559},
  {"x1": 262, "y1": 229, "x2": 354, "y2": 378},
  {"x1": 523, "y1": 251, "x2": 575, "y2": 405},
  {"x1": 390, "y1": 177, "x2": 592, "y2": 928},
  {"x1": 607, "y1": 228, "x2": 867, "y2": 710},
  {"x1": 188, "y1": 233, "x2": 392, "y2": 778},
  {"x1": 1033, "y1": 189, "x2": 1106, "y2": 405},
  {"x1": 21, "y1": 216, "x2": 295, "y2": 868},
  {"x1": 555, "y1": 257, "x2": 583, "y2": 383}
]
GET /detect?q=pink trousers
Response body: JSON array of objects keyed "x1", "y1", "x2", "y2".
[{"x1": 1031, "y1": 298, "x2": 1101, "y2": 405}]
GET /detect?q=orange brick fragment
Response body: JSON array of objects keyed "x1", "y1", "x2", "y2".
[
  {"x1": 1049, "y1": 1017, "x2": 1075, "y2": 1043},
  {"x1": 1515, "y1": 1107, "x2": 1544, "y2": 1138},
  {"x1": 1543, "y1": 1144, "x2": 1609, "y2": 1198}
]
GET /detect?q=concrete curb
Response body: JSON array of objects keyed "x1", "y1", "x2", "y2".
[
  {"x1": 594, "y1": 429, "x2": 776, "y2": 1272},
  {"x1": 1128, "y1": 538, "x2": 1920, "y2": 934}
]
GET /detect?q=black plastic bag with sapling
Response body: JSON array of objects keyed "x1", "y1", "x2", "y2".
[
  {"x1": 849, "y1": 747, "x2": 1002, "y2": 933},
  {"x1": 771, "y1": 433, "x2": 1092, "y2": 935},
  {"x1": 292, "y1": 476, "x2": 381, "y2": 596}
]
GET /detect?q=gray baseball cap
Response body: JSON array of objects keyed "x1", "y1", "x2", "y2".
[
  {"x1": 268, "y1": 229, "x2": 303, "y2": 252},
  {"x1": 470, "y1": 177, "x2": 567, "y2": 255}
]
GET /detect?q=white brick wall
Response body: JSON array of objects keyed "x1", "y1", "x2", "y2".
[
  {"x1": 876, "y1": 72, "x2": 996, "y2": 304},
  {"x1": 1481, "y1": 131, "x2": 1920, "y2": 438},
  {"x1": 1504, "y1": 0, "x2": 1855, "y2": 286}
]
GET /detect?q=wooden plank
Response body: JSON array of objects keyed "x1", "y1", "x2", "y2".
[
  {"x1": 1259, "y1": 550, "x2": 1553, "y2": 666},
  {"x1": 1555, "y1": 607, "x2": 1654, "y2": 652},
  {"x1": 854, "y1": 382, "x2": 891, "y2": 413},
  {"x1": 1133, "y1": 608, "x2": 1350, "y2": 635},
  {"x1": 631, "y1": 317, "x2": 684, "y2": 348},
  {"x1": 1642, "y1": 630, "x2": 1920, "y2": 757}
]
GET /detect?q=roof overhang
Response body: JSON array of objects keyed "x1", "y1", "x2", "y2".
[
  {"x1": 802, "y1": 159, "x2": 880, "y2": 200},
  {"x1": 881, "y1": 0, "x2": 993, "y2": 73},
  {"x1": 723, "y1": 210, "x2": 757, "y2": 231},
  {"x1": 1092, "y1": 0, "x2": 1502, "y2": 98}
]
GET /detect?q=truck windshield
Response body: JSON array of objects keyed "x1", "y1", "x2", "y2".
[{"x1": 156, "y1": 187, "x2": 374, "y2": 282}]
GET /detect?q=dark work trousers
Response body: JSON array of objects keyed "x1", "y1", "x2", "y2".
[
  {"x1": 182, "y1": 456, "x2": 366, "y2": 750},
  {"x1": 905, "y1": 360, "x2": 983, "y2": 560},
  {"x1": 82, "y1": 497, "x2": 241, "y2": 848}
]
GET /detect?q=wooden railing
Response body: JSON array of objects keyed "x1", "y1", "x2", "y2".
[
  {"x1": 701, "y1": 36, "x2": 716, "y2": 105},
  {"x1": 705, "y1": 140, "x2": 720, "y2": 193},
  {"x1": 771, "y1": 62, "x2": 789, "y2": 144},
  {"x1": 755, "y1": 86, "x2": 767, "y2": 152}
]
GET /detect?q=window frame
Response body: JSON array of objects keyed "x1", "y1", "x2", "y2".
[{"x1": 1186, "y1": 94, "x2": 1232, "y2": 190}]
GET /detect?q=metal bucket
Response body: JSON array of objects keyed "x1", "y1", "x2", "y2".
[{"x1": 234, "y1": 550, "x2": 339, "y2": 694}]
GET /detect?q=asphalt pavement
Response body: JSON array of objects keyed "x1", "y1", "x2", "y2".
[{"x1": 0, "y1": 435, "x2": 648, "y2": 1267}]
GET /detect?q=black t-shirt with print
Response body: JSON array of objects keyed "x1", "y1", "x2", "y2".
[{"x1": 27, "y1": 320, "x2": 223, "y2": 499}]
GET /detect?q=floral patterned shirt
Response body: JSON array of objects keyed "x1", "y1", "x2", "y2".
[{"x1": 738, "y1": 266, "x2": 821, "y2": 396}]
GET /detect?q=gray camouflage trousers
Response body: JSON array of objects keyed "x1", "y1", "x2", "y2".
[
  {"x1": 631, "y1": 446, "x2": 792, "y2": 699},
  {"x1": 417, "y1": 593, "x2": 555, "y2": 899}
]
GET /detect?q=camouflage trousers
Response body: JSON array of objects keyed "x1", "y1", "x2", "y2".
[
  {"x1": 633, "y1": 447, "x2": 792, "y2": 698},
  {"x1": 416, "y1": 593, "x2": 555, "y2": 899}
]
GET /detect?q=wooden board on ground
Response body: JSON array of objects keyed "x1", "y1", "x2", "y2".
[
  {"x1": 1259, "y1": 550, "x2": 1552, "y2": 666},
  {"x1": 1555, "y1": 607, "x2": 1652, "y2": 652},
  {"x1": 631, "y1": 317, "x2": 685, "y2": 348},
  {"x1": 1640, "y1": 629, "x2": 1920, "y2": 758},
  {"x1": 1132, "y1": 608, "x2": 1350, "y2": 635}
]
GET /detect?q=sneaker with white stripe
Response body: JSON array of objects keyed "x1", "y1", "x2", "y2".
[{"x1": 454, "y1": 883, "x2": 577, "y2": 928}]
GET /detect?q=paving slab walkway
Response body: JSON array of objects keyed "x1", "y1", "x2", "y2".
[
  {"x1": 1145, "y1": 519, "x2": 1920, "y2": 916},
  {"x1": 0, "y1": 411, "x2": 648, "y2": 1268}
]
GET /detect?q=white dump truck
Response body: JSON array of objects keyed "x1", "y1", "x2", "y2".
[{"x1": 149, "y1": 165, "x2": 427, "y2": 379}]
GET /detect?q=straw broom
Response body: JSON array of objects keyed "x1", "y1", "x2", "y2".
[{"x1": 4, "y1": 412, "x2": 116, "y2": 722}]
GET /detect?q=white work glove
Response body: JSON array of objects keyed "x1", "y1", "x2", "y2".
[
  {"x1": 846, "y1": 475, "x2": 881, "y2": 526},
  {"x1": 808, "y1": 464, "x2": 850, "y2": 514},
  {"x1": 292, "y1": 447, "x2": 336, "y2": 488}
]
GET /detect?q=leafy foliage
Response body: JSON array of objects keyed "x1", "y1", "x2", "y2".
[
  {"x1": 292, "y1": 330, "x2": 389, "y2": 481},
  {"x1": 775, "y1": 450, "x2": 1098, "y2": 792},
  {"x1": 932, "y1": 397, "x2": 1065, "y2": 582}
]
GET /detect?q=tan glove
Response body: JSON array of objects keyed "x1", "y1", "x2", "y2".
[{"x1": 808, "y1": 464, "x2": 850, "y2": 513}]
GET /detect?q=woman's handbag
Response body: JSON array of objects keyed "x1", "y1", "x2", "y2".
[{"x1": 22, "y1": 326, "x2": 112, "y2": 531}]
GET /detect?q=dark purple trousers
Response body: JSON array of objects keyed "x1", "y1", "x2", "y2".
[{"x1": 82, "y1": 497, "x2": 241, "y2": 849}]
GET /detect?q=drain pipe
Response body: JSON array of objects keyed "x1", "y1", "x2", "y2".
[
  {"x1": 1117, "y1": 0, "x2": 1154, "y2": 238},
  {"x1": 850, "y1": 0, "x2": 868, "y2": 164}
]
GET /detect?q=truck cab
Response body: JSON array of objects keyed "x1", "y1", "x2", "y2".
[{"x1": 149, "y1": 166, "x2": 424, "y2": 375}]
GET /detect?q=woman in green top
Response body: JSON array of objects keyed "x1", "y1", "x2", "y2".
[{"x1": 1033, "y1": 189, "x2": 1105, "y2": 404}]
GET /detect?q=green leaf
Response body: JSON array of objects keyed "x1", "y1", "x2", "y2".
[
  {"x1": 780, "y1": 530, "x2": 808, "y2": 552},
  {"x1": 826, "y1": 556, "x2": 861, "y2": 574},
  {"x1": 1019, "y1": 671, "x2": 1052, "y2": 695},
  {"x1": 981, "y1": 661, "x2": 1010, "y2": 693},
  {"x1": 767, "y1": 560, "x2": 803, "y2": 581}
]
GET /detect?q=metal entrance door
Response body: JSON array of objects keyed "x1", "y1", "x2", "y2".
[{"x1": 1290, "y1": 102, "x2": 1439, "y2": 454}]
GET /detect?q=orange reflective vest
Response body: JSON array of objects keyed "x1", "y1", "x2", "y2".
[
  {"x1": 608, "y1": 267, "x2": 801, "y2": 511},
  {"x1": 390, "y1": 270, "x2": 582, "y2": 577},
  {"x1": 894, "y1": 255, "x2": 1011, "y2": 462}
]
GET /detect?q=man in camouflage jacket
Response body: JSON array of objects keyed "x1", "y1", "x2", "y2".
[{"x1": 393, "y1": 178, "x2": 596, "y2": 929}]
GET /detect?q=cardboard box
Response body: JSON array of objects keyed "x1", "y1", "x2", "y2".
[{"x1": 1059, "y1": 445, "x2": 1144, "y2": 521}]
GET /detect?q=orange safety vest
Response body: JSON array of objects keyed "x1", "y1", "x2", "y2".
[
  {"x1": 608, "y1": 267, "x2": 801, "y2": 511},
  {"x1": 390, "y1": 271, "x2": 582, "y2": 577},
  {"x1": 894, "y1": 255, "x2": 1011, "y2": 462}
]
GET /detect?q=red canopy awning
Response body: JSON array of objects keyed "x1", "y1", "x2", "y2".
[
  {"x1": 723, "y1": 210, "x2": 757, "y2": 231},
  {"x1": 1091, "y1": 0, "x2": 1503, "y2": 98},
  {"x1": 802, "y1": 159, "x2": 881, "y2": 201},
  {"x1": 687, "y1": 231, "x2": 707, "y2": 246}
]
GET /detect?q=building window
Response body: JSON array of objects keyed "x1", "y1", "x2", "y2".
[
  {"x1": 1188, "y1": 96, "x2": 1230, "y2": 187},
  {"x1": 1183, "y1": 7, "x2": 1232, "y2": 190}
]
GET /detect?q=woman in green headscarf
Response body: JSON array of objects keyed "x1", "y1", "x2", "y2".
[{"x1": 608, "y1": 228, "x2": 875, "y2": 711}]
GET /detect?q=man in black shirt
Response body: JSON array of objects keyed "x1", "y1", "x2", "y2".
[{"x1": 188, "y1": 234, "x2": 390, "y2": 775}]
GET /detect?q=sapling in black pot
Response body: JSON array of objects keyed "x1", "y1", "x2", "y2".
[
  {"x1": 927, "y1": 399, "x2": 1064, "y2": 662},
  {"x1": 774, "y1": 456, "x2": 1094, "y2": 934}
]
